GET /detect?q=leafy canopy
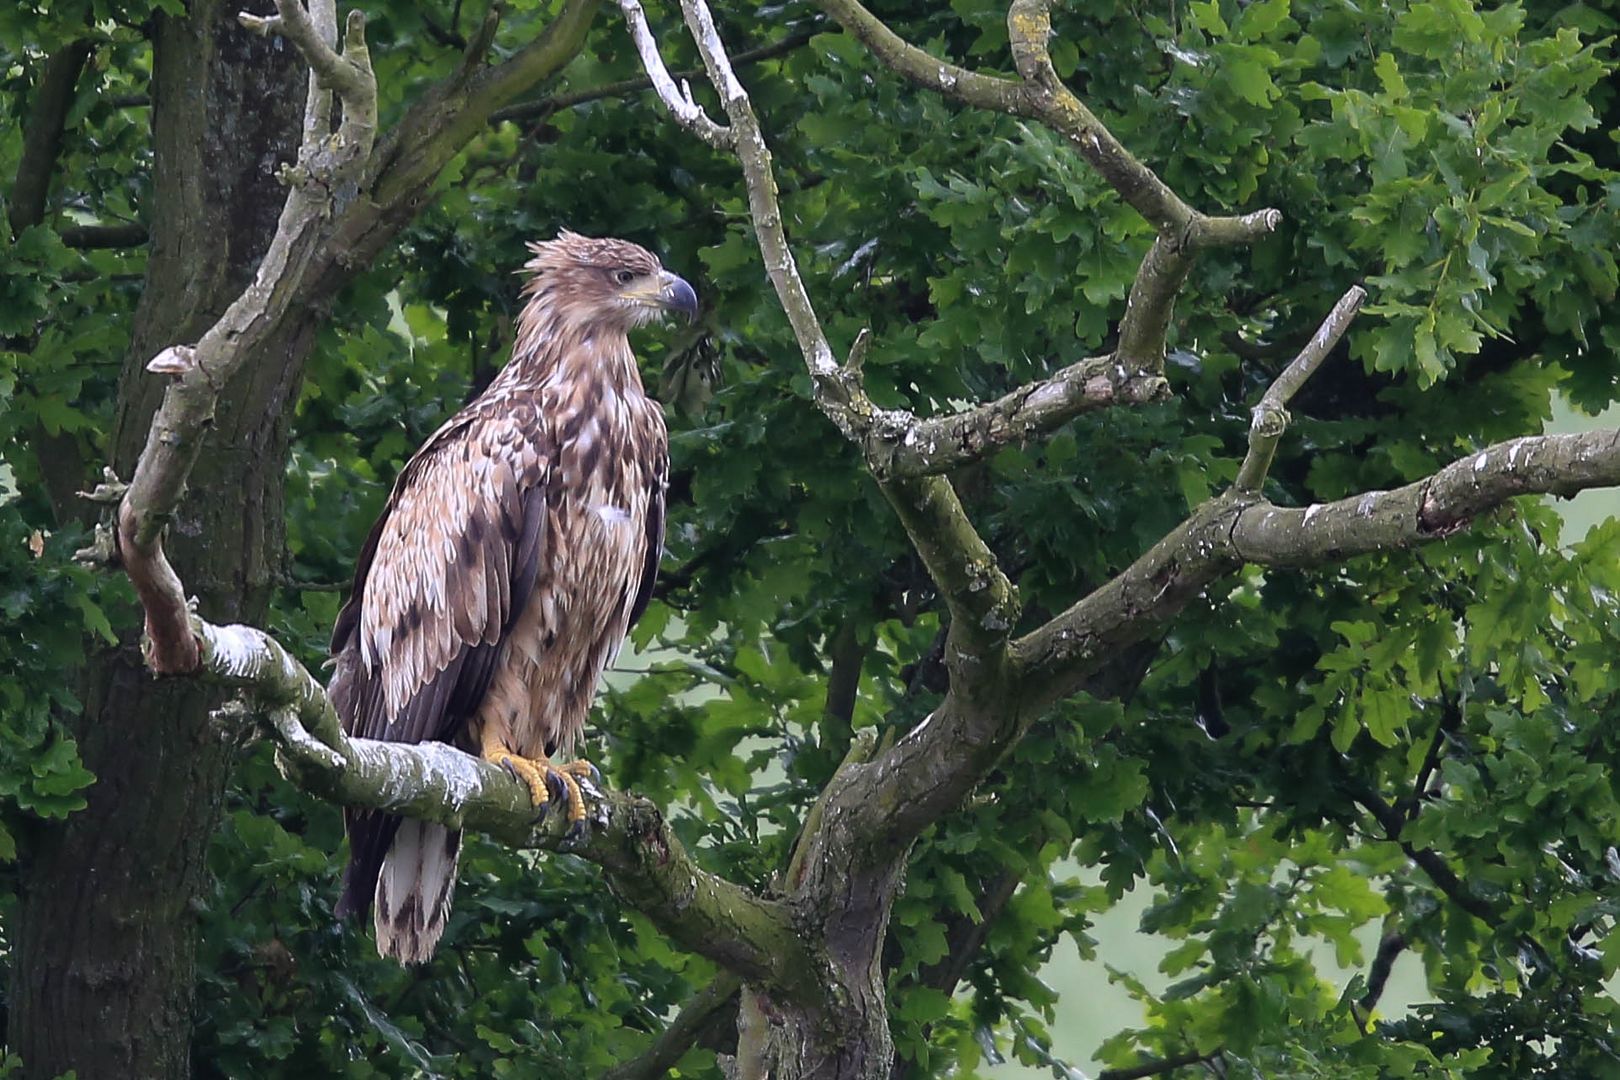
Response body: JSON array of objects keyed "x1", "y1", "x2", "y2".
[{"x1": 3, "y1": 0, "x2": 1620, "y2": 1075}]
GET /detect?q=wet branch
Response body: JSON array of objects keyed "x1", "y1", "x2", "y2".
[{"x1": 190, "y1": 616, "x2": 809, "y2": 987}]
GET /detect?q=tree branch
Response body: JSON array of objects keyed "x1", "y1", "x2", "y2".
[
  {"x1": 1019, "y1": 423, "x2": 1620, "y2": 709},
  {"x1": 816, "y1": 0, "x2": 1281, "y2": 374},
  {"x1": 1097, "y1": 1050, "x2": 1224, "y2": 1080},
  {"x1": 876, "y1": 354, "x2": 1169, "y2": 478},
  {"x1": 1347, "y1": 783, "x2": 1498, "y2": 925},
  {"x1": 1234, "y1": 285, "x2": 1366, "y2": 491},
  {"x1": 10, "y1": 39, "x2": 97, "y2": 529},
  {"x1": 615, "y1": 0, "x2": 732, "y2": 147},
  {"x1": 1358, "y1": 927, "x2": 1407, "y2": 1014},
  {"x1": 189, "y1": 615, "x2": 812, "y2": 987},
  {"x1": 59, "y1": 222, "x2": 149, "y2": 248},
  {"x1": 110, "y1": 0, "x2": 378, "y2": 674},
  {"x1": 240, "y1": 0, "x2": 371, "y2": 111},
  {"x1": 810, "y1": 0, "x2": 1025, "y2": 113},
  {"x1": 620, "y1": 0, "x2": 1021, "y2": 666},
  {"x1": 1231, "y1": 430, "x2": 1620, "y2": 565},
  {"x1": 343, "y1": 0, "x2": 599, "y2": 263}
]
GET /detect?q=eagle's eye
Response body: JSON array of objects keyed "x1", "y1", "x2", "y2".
[{"x1": 613, "y1": 269, "x2": 636, "y2": 285}]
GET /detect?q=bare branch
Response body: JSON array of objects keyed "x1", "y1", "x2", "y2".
[
  {"x1": 651, "y1": 0, "x2": 869, "y2": 438},
  {"x1": 1233, "y1": 430, "x2": 1620, "y2": 565},
  {"x1": 816, "y1": 0, "x2": 1282, "y2": 374},
  {"x1": 1234, "y1": 285, "x2": 1367, "y2": 491},
  {"x1": 240, "y1": 0, "x2": 371, "y2": 111},
  {"x1": 116, "y1": 0, "x2": 379, "y2": 672},
  {"x1": 880, "y1": 474, "x2": 1020, "y2": 652},
  {"x1": 811, "y1": 0, "x2": 1025, "y2": 112},
  {"x1": 615, "y1": 0, "x2": 732, "y2": 148},
  {"x1": 1111, "y1": 214, "x2": 1280, "y2": 369},
  {"x1": 1015, "y1": 499, "x2": 1242, "y2": 708},
  {"x1": 614, "y1": 0, "x2": 1021, "y2": 662},
  {"x1": 1003, "y1": 0, "x2": 1192, "y2": 232},
  {"x1": 878, "y1": 354, "x2": 1169, "y2": 478},
  {"x1": 1019, "y1": 424, "x2": 1620, "y2": 709}
]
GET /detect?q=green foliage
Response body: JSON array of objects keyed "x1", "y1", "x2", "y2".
[{"x1": 7, "y1": 0, "x2": 1620, "y2": 1076}]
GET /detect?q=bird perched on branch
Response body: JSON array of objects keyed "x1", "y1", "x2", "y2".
[{"x1": 328, "y1": 231, "x2": 693, "y2": 963}]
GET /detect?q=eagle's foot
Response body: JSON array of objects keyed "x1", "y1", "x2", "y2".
[
  {"x1": 555, "y1": 758, "x2": 601, "y2": 790},
  {"x1": 481, "y1": 746, "x2": 592, "y2": 827}
]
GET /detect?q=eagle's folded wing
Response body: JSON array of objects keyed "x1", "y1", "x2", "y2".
[{"x1": 328, "y1": 411, "x2": 550, "y2": 919}]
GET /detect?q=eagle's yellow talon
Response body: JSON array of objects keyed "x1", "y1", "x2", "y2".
[
  {"x1": 484, "y1": 748, "x2": 551, "y2": 808},
  {"x1": 481, "y1": 741, "x2": 594, "y2": 826}
]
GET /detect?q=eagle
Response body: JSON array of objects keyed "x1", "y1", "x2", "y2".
[{"x1": 328, "y1": 231, "x2": 694, "y2": 963}]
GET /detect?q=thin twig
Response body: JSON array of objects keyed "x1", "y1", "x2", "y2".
[
  {"x1": 614, "y1": 0, "x2": 732, "y2": 148},
  {"x1": 491, "y1": 26, "x2": 818, "y2": 124}
]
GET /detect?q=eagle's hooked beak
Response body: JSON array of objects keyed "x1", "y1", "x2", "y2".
[{"x1": 656, "y1": 271, "x2": 699, "y2": 323}]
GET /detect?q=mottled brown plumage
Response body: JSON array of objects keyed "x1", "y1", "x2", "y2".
[{"x1": 329, "y1": 231, "x2": 692, "y2": 963}]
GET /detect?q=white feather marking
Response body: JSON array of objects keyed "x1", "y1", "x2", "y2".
[{"x1": 374, "y1": 818, "x2": 460, "y2": 965}]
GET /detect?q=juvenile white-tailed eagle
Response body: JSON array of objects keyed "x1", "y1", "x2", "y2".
[{"x1": 329, "y1": 231, "x2": 693, "y2": 963}]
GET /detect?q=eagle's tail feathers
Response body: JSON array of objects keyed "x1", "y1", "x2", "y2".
[{"x1": 373, "y1": 819, "x2": 461, "y2": 964}]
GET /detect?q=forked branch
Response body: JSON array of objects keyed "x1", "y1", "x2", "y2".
[
  {"x1": 622, "y1": 0, "x2": 1021, "y2": 659},
  {"x1": 817, "y1": 0, "x2": 1281, "y2": 373}
]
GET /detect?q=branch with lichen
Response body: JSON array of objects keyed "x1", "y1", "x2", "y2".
[
  {"x1": 85, "y1": 0, "x2": 818, "y2": 1012},
  {"x1": 88, "y1": 0, "x2": 602, "y2": 672},
  {"x1": 1015, "y1": 425, "x2": 1620, "y2": 707},
  {"x1": 875, "y1": 354, "x2": 1170, "y2": 478},
  {"x1": 624, "y1": 0, "x2": 1020, "y2": 660}
]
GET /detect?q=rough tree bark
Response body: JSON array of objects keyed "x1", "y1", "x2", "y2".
[
  {"x1": 15, "y1": 1, "x2": 600, "y2": 1076},
  {"x1": 83, "y1": 2, "x2": 1620, "y2": 1080}
]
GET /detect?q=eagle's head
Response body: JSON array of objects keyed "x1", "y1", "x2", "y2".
[{"x1": 522, "y1": 230, "x2": 699, "y2": 332}]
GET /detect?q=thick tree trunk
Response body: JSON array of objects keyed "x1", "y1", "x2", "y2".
[
  {"x1": 9, "y1": 4, "x2": 304, "y2": 1076},
  {"x1": 736, "y1": 789, "x2": 907, "y2": 1079}
]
